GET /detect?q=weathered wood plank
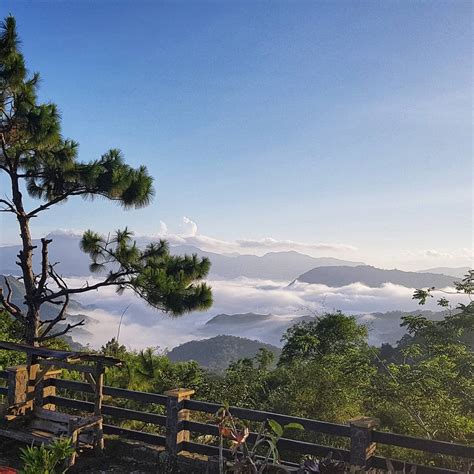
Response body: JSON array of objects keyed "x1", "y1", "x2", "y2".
[
  {"x1": 34, "y1": 407, "x2": 76, "y2": 423},
  {"x1": 370, "y1": 455, "x2": 462, "y2": 474},
  {"x1": 0, "y1": 427, "x2": 56, "y2": 444},
  {"x1": 50, "y1": 378, "x2": 168, "y2": 405},
  {"x1": 51, "y1": 396, "x2": 167, "y2": 426},
  {"x1": 70, "y1": 415, "x2": 102, "y2": 432},
  {"x1": 39, "y1": 360, "x2": 96, "y2": 374},
  {"x1": 373, "y1": 430, "x2": 474, "y2": 459},
  {"x1": 40, "y1": 384, "x2": 474, "y2": 464},
  {"x1": 29, "y1": 418, "x2": 67, "y2": 435},
  {"x1": 185, "y1": 399, "x2": 351, "y2": 437},
  {"x1": 183, "y1": 421, "x2": 350, "y2": 460},
  {"x1": 0, "y1": 341, "x2": 121, "y2": 366}
]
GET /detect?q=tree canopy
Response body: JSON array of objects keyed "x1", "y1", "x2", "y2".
[
  {"x1": 0, "y1": 16, "x2": 212, "y2": 345},
  {"x1": 279, "y1": 312, "x2": 368, "y2": 365}
]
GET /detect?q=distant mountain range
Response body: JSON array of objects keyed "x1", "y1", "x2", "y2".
[
  {"x1": 417, "y1": 267, "x2": 471, "y2": 279},
  {"x1": 200, "y1": 309, "x2": 449, "y2": 347},
  {"x1": 167, "y1": 335, "x2": 281, "y2": 372},
  {"x1": 0, "y1": 233, "x2": 92, "y2": 276},
  {"x1": 294, "y1": 265, "x2": 458, "y2": 288},
  {"x1": 170, "y1": 246, "x2": 364, "y2": 280},
  {"x1": 206, "y1": 312, "x2": 275, "y2": 326},
  {"x1": 200, "y1": 312, "x2": 313, "y2": 347},
  {"x1": 0, "y1": 232, "x2": 364, "y2": 280}
]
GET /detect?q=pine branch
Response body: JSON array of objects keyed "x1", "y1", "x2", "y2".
[{"x1": 27, "y1": 190, "x2": 82, "y2": 217}]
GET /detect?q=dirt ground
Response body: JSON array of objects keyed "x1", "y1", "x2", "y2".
[{"x1": 0, "y1": 437, "x2": 175, "y2": 473}]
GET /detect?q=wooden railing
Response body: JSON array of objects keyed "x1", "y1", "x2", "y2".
[{"x1": 0, "y1": 371, "x2": 473, "y2": 473}]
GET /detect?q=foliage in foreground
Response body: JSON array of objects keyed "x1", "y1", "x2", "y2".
[
  {"x1": 0, "y1": 275, "x2": 471, "y2": 470},
  {"x1": 97, "y1": 274, "x2": 473, "y2": 469},
  {"x1": 20, "y1": 438, "x2": 74, "y2": 474}
]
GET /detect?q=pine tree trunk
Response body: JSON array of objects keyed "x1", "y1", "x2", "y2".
[{"x1": 11, "y1": 174, "x2": 40, "y2": 346}]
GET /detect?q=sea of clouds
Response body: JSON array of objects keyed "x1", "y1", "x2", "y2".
[{"x1": 63, "y1": 275, "x2": 465, "y2": 351}]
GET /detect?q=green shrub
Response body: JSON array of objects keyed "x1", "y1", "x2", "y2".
[{"x1": 20, "y1": 438, "x2": 75, "y2": 474}]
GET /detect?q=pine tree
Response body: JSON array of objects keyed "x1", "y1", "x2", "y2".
[{"x1": 0, "y1": 16, "x2": 212, "y2": 346}]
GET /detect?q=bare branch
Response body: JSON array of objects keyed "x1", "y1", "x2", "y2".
[
  {"x1": 39, "y1": 292, "x2": 69, "y2": 339},
  {"x1": 36, "y1": 238, "x2": 53, "y2": 295},
  {"x1": 0, "y1": 198, "x2": 18, "y2": 214},
  {"x1": 48, "y1": 264, "x2": 68, "y2": 290},
  {"x1": 37, "y1": 317, "x2": 85, "y2": 342},
  {"x1": 0, "y1": 277, "x2": 26, "y2": 323}
]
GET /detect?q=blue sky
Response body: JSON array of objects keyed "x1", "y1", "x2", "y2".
[{"x1": 0, "y1": 1, "x2": 472, "y2": 269}]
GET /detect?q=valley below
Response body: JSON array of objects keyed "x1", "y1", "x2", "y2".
[{"x1": 1, "y1": 233, "x2": 469, "y2": 356}]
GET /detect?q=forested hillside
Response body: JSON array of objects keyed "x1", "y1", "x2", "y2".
[{"x1": 167, "y1": 335, "x2": 281, "y2": 372}]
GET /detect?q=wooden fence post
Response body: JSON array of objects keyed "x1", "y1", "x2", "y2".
[
  {"x1": 349, "y1": 416, "x2": 379, "y2": 469},
  {"x1": 164, "y1": 388, "x2": 195, "y2": 458},
  {"x1": 35, "y1": 369, "x2": 61, "y2": 411},
  {"x1": 6, "y1": 365, "x2": 39, "y2": 416}
]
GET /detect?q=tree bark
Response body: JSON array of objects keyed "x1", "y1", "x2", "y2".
[{"x1": 10, "y1": 172, "x2": 40, "y2": 346}]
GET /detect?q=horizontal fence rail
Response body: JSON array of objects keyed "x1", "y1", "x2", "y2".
[
  {"x1": 0, "y1": 369, "x2": 473, "y2": 473},
  {"x1": 185, "y1": 398, "x2": 351, "y2": 437},
  {"x1": 181, "y1": 419, "x2": 351, "y2": 461},
  {"x1": 51, "y1": 378, "x2": 168, "y2": 405},
  {"x1": 369, "y1": 455, "x2": 462, "y2": 474},
  {"x1": 47, "y1": 395, "x2": 166, "y2": 426},
  {"x1": 372, "y1": 430, "x2": 474, "y2": 458}
]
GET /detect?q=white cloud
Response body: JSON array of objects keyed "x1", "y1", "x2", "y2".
[
  {"x1": 404, "y1": 248, "x2": 473, "y2": 260},
  {"x1": 181, "y1": 217, "x2": 198, "y2": 237},
  {"x1": 64, "y1": 275, "x2": 468, "y2": 351},
  {"x1": 158, "y1": 221, "x2": 168, "y2": 235},
  {"x1": 36, "y1": 219, "x2": 471, "y2": 269},
  {"x1": 400, "y1": 248, "x2": 474, "y2": 269},
  {"x1": 46, "y1": 228, "x2": 84, "y2": 238},
  {"x1": 236, "y1": 237, "x2": 357, "y2": 253},
  {"x1": 424, "y1": 250, "x2": 451, "y2": 258},
  {"x1": 154, "y1": 217, "x2": 357, "y2": 256}
]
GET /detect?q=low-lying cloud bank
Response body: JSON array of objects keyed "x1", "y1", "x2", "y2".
[{"x1": 64, "y1": 275, "x2": 466, "y2": 351}]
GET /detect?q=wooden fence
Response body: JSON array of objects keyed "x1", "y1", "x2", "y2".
[{"x1": 0, "y1": 370, "x2": 473, "y2": 473}]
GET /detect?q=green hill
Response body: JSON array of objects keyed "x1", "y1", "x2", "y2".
[{"x1": 167, "y1": 335, "x2": 281, "y2": 372}]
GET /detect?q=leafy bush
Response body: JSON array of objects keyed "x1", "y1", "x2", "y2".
[{"x1": 20, "y1": 438, "x2": 74, "y2": 474}]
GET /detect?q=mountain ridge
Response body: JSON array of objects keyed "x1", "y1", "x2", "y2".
[
  {"x1": 0, "y1": 233, "x2": 364, "y2": 280},
  {"x1": 294, "y1": 265, "x2": 458, "y2": 288},
  {"x1": 416, "y1": 266, "x2": 471, "y2": 279}
]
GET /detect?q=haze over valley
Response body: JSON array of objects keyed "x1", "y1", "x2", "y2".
[{"x1": 1, "y1": 230, "x2": 468, "y2": 352}]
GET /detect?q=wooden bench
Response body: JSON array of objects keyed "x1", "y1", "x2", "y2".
[
  {"x1": 0, "y1": 341, "x2": 121, "y2": 466},
  {"x1": 0, "y1": 408, "x2": 102, "y2": 465}
]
